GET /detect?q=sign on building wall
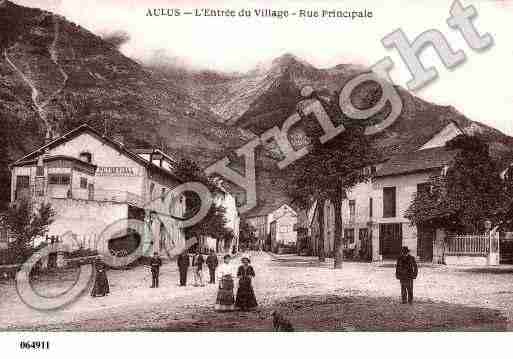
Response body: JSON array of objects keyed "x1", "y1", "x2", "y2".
[{"x1": 96, "y1": 167, "x2": 141, "y2": 177}]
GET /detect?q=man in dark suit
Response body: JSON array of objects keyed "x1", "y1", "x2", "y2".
[
  {"x1": 206, "y1": 250, "x2": 219, "y2": 284},
  {"x1": 395, "y1": 246, "x2": 418, "y2": 304},
  {"x1": 177, "y1": 251, "x2": 190, "y2": 286},
  {"x1": 150, "y1": 252, "x2": 162, "y2": 288}
]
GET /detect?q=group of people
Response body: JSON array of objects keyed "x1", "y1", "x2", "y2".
[
  {"x1": 177, "y1": 249, "x2": 258, "y2": 311},
  {"x1": 90, "y1": 246, "x2": 416, "y2": 308},
  {"x1": 176, "y1": 249, "x2": 221, "y2": 287},
  {"x1": 90, "y1": 249, "x2": 258, "y2": 312},
  {"x1": 215, "y1": 254, "x2": 258, "y2": 312}
]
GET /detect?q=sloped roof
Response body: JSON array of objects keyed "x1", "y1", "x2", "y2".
[
  {"x1": 241, "y1": 200, "x2": 290, "y2": 219},
  {"x1": 375, "y1": 147, "x2": 459, "y2": 178},
  {"x1": 11, "y1": 124, "x2": 184, "y2": 183}
]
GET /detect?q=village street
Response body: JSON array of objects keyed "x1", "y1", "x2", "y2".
[{"x1": 0, "y1": 251, "x2": 512, "y2": 331}]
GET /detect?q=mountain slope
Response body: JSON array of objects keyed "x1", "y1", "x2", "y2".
[
  {"x1": 2, "y1": 1, "x2": 512, "y2": 217},
  {"x1": 181, "y1": 53, "x2": 513, "y2": 160},
  {"x1": 175, "y1": 54, "x2": 513, "y2": 215},
  {"x1": 0, "y1": 1, "x2": 253, "y2": 166}
]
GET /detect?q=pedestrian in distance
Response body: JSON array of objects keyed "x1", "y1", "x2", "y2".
[
  {"x1": 91, "y1": 258, "x2": 110, "y2": 297},
  {"x1": 395, "y1": 246, "x2": 418, "y2": 304},
  {"x1": 235, "y1": 256, "x2": 258, "y2": 311},
  {"x1": 206, "y1": 249, "x2": 219, "y2": 284},
  {"x1": 177, "y1": 251, "x2": 190, "y2": 286},
  {"x1": 150, "y1": 252, "x2": 162, "y2": 288},
  {"x1": 192, "y1": 249, "x2": 205, "y2": 287}
]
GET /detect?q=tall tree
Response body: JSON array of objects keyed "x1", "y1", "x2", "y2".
[
  {"x1": 1, "y1": 198, "x2": 56, "y2": 259},
  {"x1": 286, "y1": 92, "x2": 378, "y2": 268},
  {"x1": 238, "y1": 220, "x2": 257, "y2": 251},
  {"x1": 185, "y1": 203, "x2": 230, "y2": 248},
  {"x1": 0, "y1": 119, "x2": 11, "y2": 211},
  {"x1": 497, "y1": 165, "x2": 513, "y2": 231},
  {"x1": 406, "y1": 135, "x2": 504, "y2": 233},
  {"x1": 174, "y1": 158, "x2": 232, "y2": 249}
]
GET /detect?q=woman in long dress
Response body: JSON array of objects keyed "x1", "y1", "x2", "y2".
[
  {"x1": 91, "y1": 259, "x2": 110, "y2": 297},
  {"x1": 235, "y1": 257, "x2": 257, "y2": 311},
  {"x1": 215, "y1": 254, "x2": 235, "y2": 311}
]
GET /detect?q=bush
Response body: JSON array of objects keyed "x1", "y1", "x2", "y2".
[
  {"x1": 0, "y1": 243, "x2": 48, "y2": 279},
  {"x1": 0, "y1": 243, "x2": 46, "y2": 265}
]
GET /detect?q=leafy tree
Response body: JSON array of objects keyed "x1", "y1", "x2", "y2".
[
  {"x1": 175, "y1": 158, "x2": 232, "y2": 250},
  {"x1": 406, "y1": 135, "x2": 504, "y2": 233},
  {"x1": 1, "y1": 198, "x2": 56, "y2": 258},
  {"x1": 0, "y1": 119, "x2": 11, "y2": 212},
  {"x1": 496, "y1": 169, "x2": 513, "y2": 231},
  {"x1": 185, "y1": 203, "x2": 229, "y2": 248},
  {"x1": 286, "y1": 91, "x2": 378, "y2": 268},
  {"x1": 238, "y1": 220, "x2": 257, "y2": 251},
  {"x1": 222, "y1": 229, "x2": 235, "y2": 252}
]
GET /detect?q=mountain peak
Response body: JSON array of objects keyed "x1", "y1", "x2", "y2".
[{"x1": 271, "y1": 53, "x2": 312, "y2": 69}]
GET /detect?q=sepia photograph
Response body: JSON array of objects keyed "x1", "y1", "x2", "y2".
[{"x1": 0, "y1": 0, "x2": 512, "y2": 356}]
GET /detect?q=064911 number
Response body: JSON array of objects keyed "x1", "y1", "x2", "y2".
[{"x1": 19, "y1": 341, "x2": 50, "y2": 350}]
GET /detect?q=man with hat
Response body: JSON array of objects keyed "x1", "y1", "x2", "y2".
[
  {"x1": 177, "y1": 250, "x2": 190, "y2": 286},
  {"x1": 395, "y1": 246, "x2": 418, "y2": 304},
  {"x1": 150, "y1": 252, "x2": 162, "y2": 288},
  {"x1": 206, "y1": 249, "x2": 219, "y2": 284}
]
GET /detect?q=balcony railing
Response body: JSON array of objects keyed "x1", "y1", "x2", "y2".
[{"x1": 17, "y1": 184, "x2": 145, "y2": 207}]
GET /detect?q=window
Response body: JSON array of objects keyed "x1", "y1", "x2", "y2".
[
  {"x1": 80, "y1": 177, "x2": 88, "y2": 189},
  {"x1": 280, "y1": 225, "x2": 289, "y2": 233},
  {"x1": 344, "y1": 228, "x2": 355, "y2": 244},
  {"x1": 149, "y1": 183, "x2": 155, "y2": 199},
  {"x1": 369, "y1": 197, "x2": 373, "y2": 218},
  {"x1": 383, "y1": 187, "x2": 397, "y2": 218},
  {"x1": 15, "y1": 176, "x2": 30, "y2": 200},
  {"x1": 88, "y1": 183, "x2": 94, "y2": 200},
  {"x1": 161, "y1": 187, "x2": 166, "y2": 201},
  {"x1": 349, "y1": 200, "x2": 356, "y2": 221},
  {"x1": 35, "y1": 178, "x2": 45, "y2": 196},
  {"x1": 36, "y1": 166, "x2": 44, "y2": 176},
  {"x1": 48, "y1": 174, "x2": 71, "y2": 185},
  {"x1": 362, "y1": 165, "x2": 377, "y2": 176},
  {"x1": 79, "y1": 151, "x2": 92, "y2": 163},
  {"x1": 16, "y1": 176, "x2": 29, "y2": 188}
]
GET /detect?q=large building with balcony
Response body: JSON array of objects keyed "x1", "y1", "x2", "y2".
[{"x1": 9, "y1": 124, "x2": 186, "y2": 256}]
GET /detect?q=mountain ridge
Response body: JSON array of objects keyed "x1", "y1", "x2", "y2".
[{"x1": 2, "y1": 0, "x2": 512, "y2": 216}]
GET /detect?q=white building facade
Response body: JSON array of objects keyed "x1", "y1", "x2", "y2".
[
  {"x1": 9, "y1": 125, "x2": 186, "y2": 259},
  {"x1": 308, "y1": 123, "x2": 463, "y2": 262}
]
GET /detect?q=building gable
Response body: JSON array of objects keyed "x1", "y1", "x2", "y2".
[
  {"x1": 419, "y1": 122, "x2": 462, "y2": 150},
  {"x1": 45, "y1": 132, "x2": 144, "y2": 171}
]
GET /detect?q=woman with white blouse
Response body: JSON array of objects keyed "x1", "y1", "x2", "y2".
[{"x1": 214, "y1": 254, "x2": 236, "y2": 311}]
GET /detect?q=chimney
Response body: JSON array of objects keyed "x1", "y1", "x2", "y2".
[
  {"x1": 44, "y1": 128, "x2": 53, "y2": 145},
  {"x1": 113, "y1": 133, "x2": 125, "y2": 146}
]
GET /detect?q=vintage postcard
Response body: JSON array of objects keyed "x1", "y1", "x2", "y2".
[{"x1": 0, "y1": 0, "x2": 512, "y2": 356}]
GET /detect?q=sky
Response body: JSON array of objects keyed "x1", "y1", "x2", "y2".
[{"x1": 11, "y1": 0, "x2": 513, "y2": 136}]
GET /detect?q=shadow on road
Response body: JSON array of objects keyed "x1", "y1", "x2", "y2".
[{"x1": 140, "y1": 294, "x2": 508, "y2": 332}]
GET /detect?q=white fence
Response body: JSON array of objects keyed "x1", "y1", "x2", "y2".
[
  {"x1": 445, "y1": 232, "x2": 500, "y2": 266},
  {"x1": 446, "y1": 234, "x2": 490, "y2": 256}
]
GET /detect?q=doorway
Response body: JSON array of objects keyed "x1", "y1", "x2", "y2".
[
  {"x1": 379, "y1": 223, "x2": 402, "y2": 259},
  {"x1": 417, "y1": 225, "x2": 435, "y2": 262}
]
